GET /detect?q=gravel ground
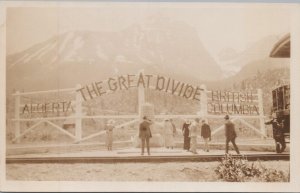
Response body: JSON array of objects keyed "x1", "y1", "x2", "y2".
[{"x1": 7, "y1": 161, "x2": 289, "y2": 181}]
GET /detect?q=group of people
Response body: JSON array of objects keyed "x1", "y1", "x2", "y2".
[
  {"x1": 182, "y1": 115, "x2": 240, "y2": 155},
  {"x1": 137, "y1": 115, "x2": 240, "y2": 156},
  {"x1": 105, "y1": 113, "x2": 287, "y2": 155},
  {"x1": 104, "y1": 115, "x2": 241, "y2": 155},
  {"x1": 138, "y1": 116, "x2": 177, "y2": 155},
  {"x1": 182, "y1": 118, "x2": 211, "y2": 154}
]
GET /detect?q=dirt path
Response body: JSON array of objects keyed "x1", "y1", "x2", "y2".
[{"x1": 7, "y1": 161, "x2": 289, "y2": 181}]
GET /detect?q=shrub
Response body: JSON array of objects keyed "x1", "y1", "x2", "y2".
[
  {"x1": 215, "y1": 154, "x2": 288, "y2": 182},
  {"x1": 215, "y1": 154, "x2": 261, "y2": 182},
  {"x1": 258, "y1": 166, "x2": 289, "y2": 182}
]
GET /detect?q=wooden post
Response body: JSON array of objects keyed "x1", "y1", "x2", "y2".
[
  {"x1": 138, "y1": 70, "x2": 145, "y2": 118},
  {"x1": 14, "y1": 91, "x2": 20, "y2": 143},
  {"x1": 75, "y1": 84, "x2": 82, "y2": 142},
  {"x1": 200, "y1": 84, "x2": 208, "y2": 120},
  {"x1": 257, "y1": 89, "x2": 266, "y2": 139}
]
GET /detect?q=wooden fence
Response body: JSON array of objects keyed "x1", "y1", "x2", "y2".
[{"x1": 10, "y1": 71, "x2": 267, "y2": 144}]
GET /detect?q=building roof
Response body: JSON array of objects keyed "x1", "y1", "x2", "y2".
[{"x1": 270, "y1": 34, "x2": 290, "y2": 58}]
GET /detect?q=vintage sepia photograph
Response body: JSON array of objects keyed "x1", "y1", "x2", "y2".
[{"x1": 1, "y1": 1, "x2": 300, "y2": 192}]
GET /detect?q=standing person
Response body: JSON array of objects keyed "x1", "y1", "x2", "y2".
[
  {"x1": 105, "y1": 119, "x2": 115, "y2": 151},
  {"x1": 265, "y1": 113, "x2": 286, "y2": 153},
  {"x1": 139, "y1": 116, "x2": 153, "y2": 155},
  {"x1": 201, "y1": 119, "x2": 211, "y2": 152},
  {"x1": 189, "y1": 118, "x2": 201, "y2": 154},
  {"x1": 182, "y1": 119, "x2": 191, "y2": 151},
  {"x1": 170, "y1": 119, "x2": 177, "y2": 137},
  {"x1": 224, "y1": 115, "x2": 240, "y2": 154},
  {"x1": 163, "y1": 119, "x2": 175, "y2": 149}
]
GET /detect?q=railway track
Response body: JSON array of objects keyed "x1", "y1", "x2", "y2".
[{"x1": 6, "y1": 153, "x2": 289, "y2": 164}]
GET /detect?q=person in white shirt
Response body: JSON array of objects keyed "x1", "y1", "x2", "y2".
[{"x1": 189, "y1": 118, "x2": 201, "y2": 154}]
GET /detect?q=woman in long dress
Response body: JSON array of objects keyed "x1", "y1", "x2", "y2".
[
  {"x1": 163, "y1": 119, "x2": 175, "y2": 149},
  {"x1": 105, "y1": 119, "x2": 115, "y2": 151},
  {"x1": 182, "y1": 119, "x2": 191, "y2": 151}
]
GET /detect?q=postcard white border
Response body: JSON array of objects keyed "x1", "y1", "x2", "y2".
[{"x1": 1, "y1": 1, "x2": 300, "y2": 192}]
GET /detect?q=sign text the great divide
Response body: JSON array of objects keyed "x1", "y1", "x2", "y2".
[
  {"x1": 75, "y1": 73, "x2": 260, "y2": 115},
  {"x1": 76, "y1": 73, "x2": 203, "y2": 101}
]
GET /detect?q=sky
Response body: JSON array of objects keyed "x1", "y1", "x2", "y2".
[{"x1": 6, "y1": 3, "x2": 291, "y2": 62}]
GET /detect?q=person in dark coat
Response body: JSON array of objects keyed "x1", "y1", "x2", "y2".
[
  {"x1": 265, "y1": 113, "x2": 286, "y2": 153},
  {"x1": 139, "y1": 116, "x2": 153, "y2": 155},
  {"x1": 182, "y1": 119, "x2": 191, "y2": 151},
  {"x1": 224, "y1": 115, "x2": 240, "y2": 154},
  {"x1": 201, "y1": 119, "x2": 211, "y2": 152}
]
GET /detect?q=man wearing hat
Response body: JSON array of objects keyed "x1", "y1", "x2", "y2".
[
  {"x1": 189, "y1": 118, "x2": 201, "y2": 154},
  {"x1": 265, "y1": 113, "x2": 286, "y2": 153},
  {"x1": 224, "y1": 115, "x2": 240, "y2": 154},
  {"x1": 139, "y1": 116, "x2": 153, "y2": 155},
  {"x1": 201, "y1": 119, "x2": 211, "y2": 152}
]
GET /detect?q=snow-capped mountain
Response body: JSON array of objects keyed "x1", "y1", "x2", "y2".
[
  {"x1": 7, "y1": 15, "x2": 222, "y2": 93},
  {"x1": 216, "y1": 35, "x2": 288, "y2": 78}
]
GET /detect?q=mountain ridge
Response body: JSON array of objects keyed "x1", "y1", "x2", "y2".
[
  {"x1": 7, "y1": 18, "x2": 223, "y2": 93},
  {"x1": 6, "y1": 17, "x2": 289, "y2": 94}
]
